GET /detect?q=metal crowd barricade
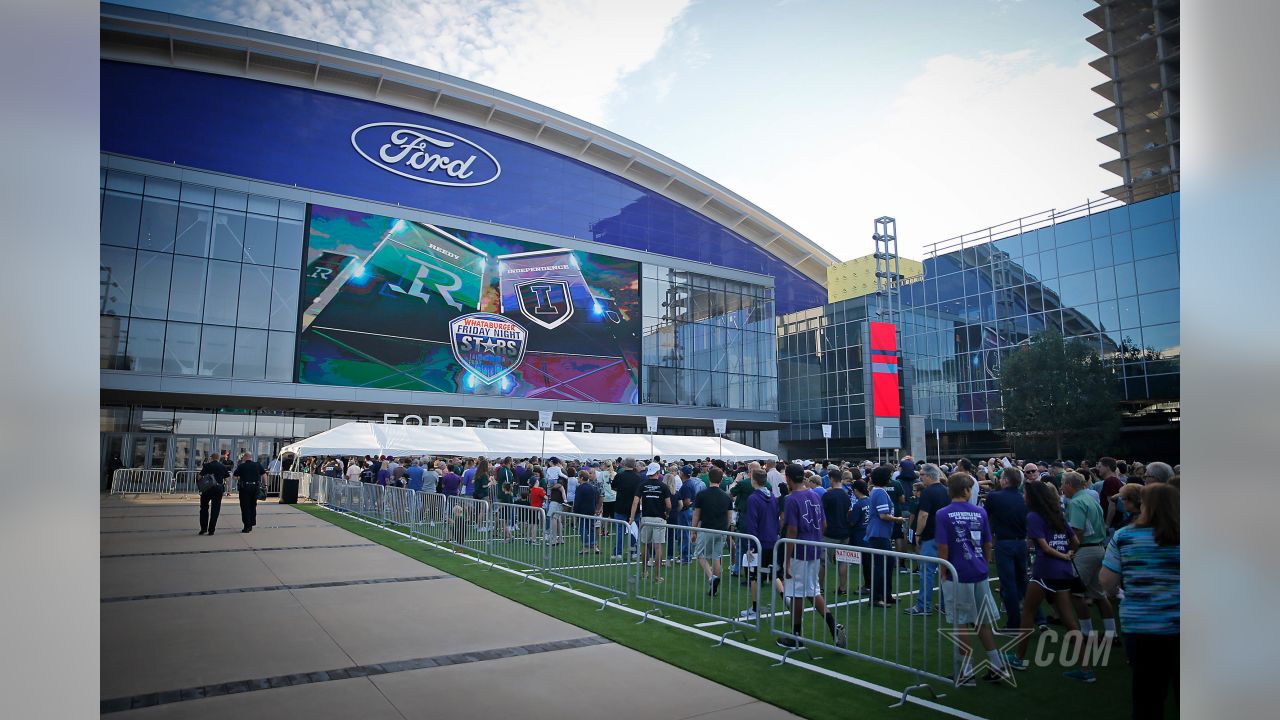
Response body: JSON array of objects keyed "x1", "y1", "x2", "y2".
[
  {"x1": 170, "y1": 470, "x2": 201, "y2": 495},
  {"x1": 544, "y1": 510, "x2": 634, "y2": 608},
  {"x1": 109, "y1": 469, "x2": 174, "y2": 495},
  {"x1": 357, "y1": 482, "x2": 383, "y2": 521},
  {"x1": 280, "y1": 471, "x2": 312, "y2": 501},
  {"x1": 487, "y1": 502, "x2": 548, "y2": 574},
  {"x1": 382, "y1": 485, "x2": 419, "y2": 528},
  {"x1": 630, "y1": 522, "x2": 764, "y2": 642},
  {"x1": 769, "y1": 538, "x2": 961, "y2": 703}
]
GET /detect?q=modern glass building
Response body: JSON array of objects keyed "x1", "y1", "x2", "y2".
[
  {"x1": 778, "y1": 192, "x2": 1180, "y2": 461},
  {"x1": 98, "y1": 4, "x2": 834, "y2": 479}
]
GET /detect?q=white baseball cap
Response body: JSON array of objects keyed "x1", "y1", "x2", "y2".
[{"x1": 646, "y1": 462, "x2": 661, "y2": 476}]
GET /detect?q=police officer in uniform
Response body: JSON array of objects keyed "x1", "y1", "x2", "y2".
[
  {"x1": 197, "y1": 454, "x2": 229, "y2": 535},
  {"x1": 233, "y1": 452, "x2": 266, "y2": 533}
]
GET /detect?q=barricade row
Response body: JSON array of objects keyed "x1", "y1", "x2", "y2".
[{"x1": 306, "y1": 475, "x2": 964, "y2": 696}]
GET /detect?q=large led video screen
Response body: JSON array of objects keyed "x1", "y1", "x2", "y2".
[{"x1": 298, "y1": 205, "x2": 641, "y2": 403}]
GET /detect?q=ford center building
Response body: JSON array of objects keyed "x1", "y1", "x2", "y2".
[{"x1": 98, "y1": 4, "x2": 837, "y2": 478}]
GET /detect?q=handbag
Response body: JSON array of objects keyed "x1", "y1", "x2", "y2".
[
  {"x1": 257, "y1": 483, "x2": 268, "y2": 501},
  {"x1": 198, "y1": 473, "x2": 220, "y2": 493}
]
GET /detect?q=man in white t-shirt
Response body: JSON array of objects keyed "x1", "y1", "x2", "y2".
[
  {"x1": 345, "y1": 460, "x2": 362, "y2": 483},
  {"x1": 766, "y1": 461, "x2": 786, "y2": 498}
]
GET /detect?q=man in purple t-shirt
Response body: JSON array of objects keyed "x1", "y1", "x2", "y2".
[
  {"x1": 935, "y1": 473, "x2": 1008, "y2": 685},
  {"x1": 777, "y1": 464, "x2": 846, "y2": 650}
]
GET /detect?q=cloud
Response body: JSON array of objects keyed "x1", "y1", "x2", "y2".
[
  {"x1": 206, "y1": 0, "x2": 691, "y2": 124},
  {"x1": 713, "y1": 49, "x2": 1117, "y2": 261}
]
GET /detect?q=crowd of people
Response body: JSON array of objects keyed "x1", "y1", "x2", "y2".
[{"x1": 296, "y1": 451, "x2": 1178, "y2": 717}]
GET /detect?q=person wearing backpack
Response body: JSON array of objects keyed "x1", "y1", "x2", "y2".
[
  {"x1": 197, "y1": 454, "x2": 229, "y2": 535},
  {"x1": 233, "y1": 453, "x2": 266, "y2": 533}
]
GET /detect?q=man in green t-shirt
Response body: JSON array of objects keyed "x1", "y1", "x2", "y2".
[{"x1": 1063, "y1": 471, "x2": 1117, "y2": 641}]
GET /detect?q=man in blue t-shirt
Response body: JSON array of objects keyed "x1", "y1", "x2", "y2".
[
  {"x1": 935, "y1": 473, "x2": 1007, "y2": 685},
  {"x1": 849, "y1": 479, "x2": 872, "y2": 595},
  {"x1": 674, "y1": 467, "x2": 699, "y2": 563},
  {"x1": 405, "y1": 460, "x2": 425, "y2": 492},
  {"x1": 777, "y1": 464, "x2": 846, "y2": 650},
  {"x1": 866, "y1": 466, "x2": 908, "y2": 606}
]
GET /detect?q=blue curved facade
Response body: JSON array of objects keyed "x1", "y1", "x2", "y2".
[{"x1": 100, "y1": 60, "x2": 825, "y2": 314}]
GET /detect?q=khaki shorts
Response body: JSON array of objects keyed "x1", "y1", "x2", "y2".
[
  {"x1": 943, "y1": 579, "x2": 999, "y2": 626},
  {"x1": 639, "y1": 517, "x2": 667, "y2": 544},
  {"x1": 695, "y1": 532, "x2": 726, "y2": 560},
  {"x1": 1071, "y1": 544, "x2": 1108, "y2": 599}
]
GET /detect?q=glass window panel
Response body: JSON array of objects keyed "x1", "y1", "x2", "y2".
[
  {"x1": 243, "y1": 213, "x2": 277, "y2": 266},
  {"x1": 269, "y1": 267, "x2": 300, "y2": 331},
  {"x1": 1095, "y1": 266, "x2": 1117, "y2": 301},
  {"x1": 174, "y1": 410, "x2": 216, "y2": 435},
  {"x1": 1135, "y1": 254, "x2": 1179, "y2": 294},
  {"x1": 233, "y1": 328, "x2": 268, "y2": 379},
  {"x1": 125, "y1": 318, "x2": 165, "y2": 373},
  {"x1": 203, "y1": 260, "x2": 241, "y2": 325},
  {"x1": 993, "y1": 234, "x2": 1021, "y2": 258},
  {"x1": 1097, "y1": 300, "x2": 1120, "y2": 334},
  {"x1": 100, "y1": 316, "x2": 129, "y2": 370},
  {"x1": 1111, "y1": 231, "x2": 1133, "y2": 263},
  {"x1": 1054, "y1": 269, "x2": 1095, "y2": 302},
  {"x1": 1038, "y1": 250, "x2": 1058, "y2": 279},
  {"x1": 214, "y1": 188, "x2": 248, "y2": 211},
  {"x1": 1019, "y1": 252, "x2": 1040, "y2": 279},
  {"x1": 198, "y1": 324, "x2": 234, "y2": 377},
  {"x1": 1055, "y1": 218, "x2": 1089, "y2": 247},
  {"x1": 278, "y1": 200, "x2": 306, "y2": 220},
  {"x1": 144, "y1": 176, "x2": 180, "y2": 200},
  {"x1": 265, "y1": 331, "x2": 295, "y2": 381},
  {"x1": 274, "y1": 217, "x2": 304, "y2": 269},
  {"x1": 1091, "y1": 235, "x2": 1113, "y2": 267},
  {"x1": 1107, "y1": 206, "x2": 1131, "y2": 232},
  {"x1": 211, "y1": 210, "x2": 246, "y2": 262},
  {"x1": 1056, "y1": 241, "x2": 1093, "y2": 275},
  {"x1": 100, "y1": 406, "x2": 130, "y2": 433},
  {"x1": 1140, "y1": 322, "x2": 1179, "y2": 355},
  {"x1": 180, "y1": 183, "x2": 215, "y2": 205},
  {"x1": 1139, "y1": 289, "x2": 1179, "y2": 326},
  {"x1": 137, "y1": 197, "x2": 179, "y2": 252},
  {"x1": 129, "y1": 251, "x2": 172, "y2": 319},
  {"x1": 294, "y1": 415, "x2": 332, "y2": 436},
  {"x1": 1021, "y1": 230, "x2": 1039, "y2": 255},
  {"x1": 237, "y1": 264, "x2": 273, "y2": 329},
  {"x1": 215, "y1": 409, "x2": 255, "y2": 436},
  {"x1": 106, "y1": 170, "x2": 145, "y2": 193},
  {"x1": 1119, "y1": 295, "x2": 1141, "y2": 330},
  {"x1": 101, "y1": 190, "x2": 142, "y2": 248},
  {"x1": 1089, "y1": 211, "x2": 1110, "y2": 239},
  {"x1": 175, "y1": 203, "x2": 212, "y2": 257},
  {"x1": 1114, "y1": 262, "x2": 1136, "y2": 297},
  {"x1": 1132, "y1": 221, "x2": 1177, "y2": 260},
  {"x1": 167, "y1": 255, "x2": 207, "y2": 322},
  {"x1": 1128, "y1": 194, "x2": 1173, "y2": 228},
  {"x1": 248, "y1": 195, "x2": 279, "y2": 216},
  {"x1": 100, "y1": 246, "x2": 135, "y2": 317},
  {"x1": 162, "y1": 321, "x2": 200, "y2": 375}
]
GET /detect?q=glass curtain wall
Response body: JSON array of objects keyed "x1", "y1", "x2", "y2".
[{"x1": 100, "y1": 169, "x2": 304, "y2": 380}]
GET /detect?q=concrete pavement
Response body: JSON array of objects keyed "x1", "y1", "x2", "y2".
[{"x1": 100, "y1": 494, "x2": 799, "y2": 719}]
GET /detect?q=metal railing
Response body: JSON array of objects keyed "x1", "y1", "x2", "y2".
[
  {"x1": 632, "y1": 522, "x2": 763, "y2": 641},
  {"x1": 310, "y1": 482, "x2": 963, "y2": 701},
  {"x1": 110, "y1": 469, "x2": 174, "y2": 494},
  {"x1": 171, "y1": 470, "x2": 201, "y2": 494},
  {"x1": 545, "y1": 510, "x2": 634, "y2": 605},
  {"x1": 769, "y1": 538, "x2": 962, "y2": 697}
]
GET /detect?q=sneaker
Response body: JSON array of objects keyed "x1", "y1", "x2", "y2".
[
  {"x1": 955, "y1": 673, "x2": 977, "y2": 688},
  {"x1": 983, "y1": 668, "x2": 1012, "y2": 685},
  {"x1": 739, "y1": 609, "x2": 758, "y2": 621},
  {"x1": 834, "y1": 623, "x2": 847, "y2": 648},
  {"x1": 711, "y1": 576, "x2": 721, "y2": 596},
  {"x1": 1036, "y1": 623, "x2": 1050, "y2": 632},
  {"x1": 776, "y1": 637, "x2": 802, "y2": 649},
  {"x1": 1003, "y1": 653, "x2": 1029, "y2": 671},
  {"x1": 1064, "y1": 669, "x2": 1097, "y2": 683},
  {"x1": 904, "y1": 606, "x2": 932, "y2": 617}
]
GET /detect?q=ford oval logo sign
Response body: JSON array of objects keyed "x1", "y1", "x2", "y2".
[{"x1": 351, "y1": 122, "x2": 501, "y2": 187}]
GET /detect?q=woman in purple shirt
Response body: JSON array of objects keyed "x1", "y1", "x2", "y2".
[{"x1": 1009, "y1": 481, "x2": 1094, "y2": 682}]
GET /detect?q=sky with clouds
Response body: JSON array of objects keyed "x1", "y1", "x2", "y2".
[{"x1": 117, "y1": 0, "x2": 1116, "y2": 261}]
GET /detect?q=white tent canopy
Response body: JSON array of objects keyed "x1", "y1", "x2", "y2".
[{"x1": 281, "y1": 422, "x2": 777, "y2": 462}]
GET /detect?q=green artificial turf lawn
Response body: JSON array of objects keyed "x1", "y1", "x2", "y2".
[{"x1": 297, "y1": 503, "x2": 1157, "y2": 720}]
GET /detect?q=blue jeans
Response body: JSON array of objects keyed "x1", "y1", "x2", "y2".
[
  {"x1": 678, "y1": 509, "x2": 693, "y2": 561},
  {"x1": 913, "y1": 539, "x2": 944, "y2": 612},
  {"x1": 995, "y1": 539, "x2": 1042, "y2": 627},
  {"x1": 613, "y1": 511, "x2": 635, "y2": 556},
  {"x1": 579, "y1": 516, "x2": 596, "y2": 547}
]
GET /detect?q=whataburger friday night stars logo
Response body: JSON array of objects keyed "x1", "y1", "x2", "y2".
[{"x1": 449, "y1": 313, "x2": 528, "y2": 385}]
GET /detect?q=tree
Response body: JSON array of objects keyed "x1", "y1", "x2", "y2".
[{"x1": 998, "y1": 330, "x2": 1120, "y2": 458}]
